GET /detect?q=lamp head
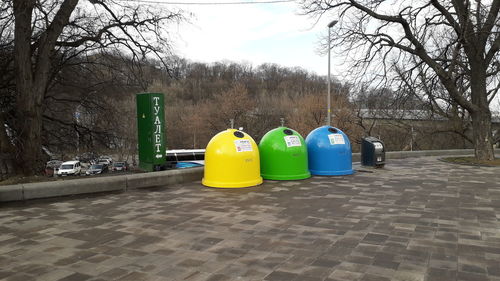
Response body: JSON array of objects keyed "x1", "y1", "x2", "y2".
[{"x1": 328, "y1": 20, "x2": 338, "y2": 28}]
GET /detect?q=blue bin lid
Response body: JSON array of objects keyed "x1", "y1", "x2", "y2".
[{"x1": 176, "y1": 161, "x2": 204, "y2": 168}]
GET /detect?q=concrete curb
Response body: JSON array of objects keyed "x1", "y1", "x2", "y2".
[
  {"x1": 0, "y1": 167, "x2": 204, "y2": 203},
  {"x1": 0, "y1": 185, "x2": 24, "y2": 202},
  {"x1": 126, "y1": 167, "x2": 203, "y2": 190},
  {"x1": 0, "y1": 149, "x2": 497, "y2": 203},
  {"x1": 351, "y1": 148, "x2": 479, "y2": 162},
  {"x1": 23, "y1": 176, "x2": 128, "y2": 200}
]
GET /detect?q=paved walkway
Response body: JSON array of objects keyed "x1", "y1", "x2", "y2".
[{"x1": 1, "y1": 157, "x2": 500, "y2": 281}]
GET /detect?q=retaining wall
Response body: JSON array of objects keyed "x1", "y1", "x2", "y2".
[{"x1": 0, "y1": 167, "x2": 203, "y2": 202}]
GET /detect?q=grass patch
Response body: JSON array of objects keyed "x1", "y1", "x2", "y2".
[{"x1": 441, "y1": 156, "x2": 500, "y2": 167}]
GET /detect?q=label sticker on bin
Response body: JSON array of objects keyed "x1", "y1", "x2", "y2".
[
  {"x1": 374, "y1": 142, "x2": 383, "y2": 150},
  {"x1": 234, "y1": 139, "x2": 253, "y2": 152},
  {"x1": 284, "y1": 135, "x2": 301, "y2": 147},
  {"x1": 328, "y1": 134, "x2": 345, "y2": 145}
]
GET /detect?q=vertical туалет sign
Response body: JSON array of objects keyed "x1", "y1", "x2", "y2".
[{"x1": 136, "y1": 93, "x2": 166, "y2": 171}]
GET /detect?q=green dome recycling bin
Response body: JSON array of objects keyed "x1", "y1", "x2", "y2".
[
  {"x1": 202, "y1": 129, "x2": 263, "y2": 188},
  {"x1": 259, "y1": 127, "x2": 311, "y2": 180}
]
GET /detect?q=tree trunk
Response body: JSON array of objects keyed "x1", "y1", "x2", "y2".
[
  {"x1": 16, "y1": 94, "x2": 45, "y2": 175},
  {"x1": 13, "y1": 0, "x2": 44, "y2": 175},
  {"x1": 0, "y1": 115, "x2": 17, "y2": 181},
  {"x1": 12, "y1": 0, "x2": 79, "y2": 176},
  {"x1": 471, "y1": 110, "x2": 495, "y2": 160},
  {"x1": 469, "y1": 64, "x2": 495, "y2": 161}
]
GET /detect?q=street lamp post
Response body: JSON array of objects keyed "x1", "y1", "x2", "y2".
[{"x1": 327, "y1": 20, "x2": 338, "y2": 126}]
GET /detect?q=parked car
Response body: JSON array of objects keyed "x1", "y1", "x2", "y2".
[
  {"x1": 111, "y1": 161, "x2": 128, "y2": 172},
  {"x1": 45, "y1": 160, "x2": 63, "y2": 176},
  {"x1": 78, "y1": 152, "x2": 98, "y2": 163},
  {"x1": 57, "y1": 161, "x2": 82, "y2": 176},
  {"x1": 99, "y1": 155, "x2": 113, "y2": 164},
  {"x1": 46, "y1": 160, "x2": 63, "y2": 169},
  {"x1": 85, "y1": 164, "x2": 108, "y2": 176},
  {"x1": 97, "y1": 158, "x2": 112, "y2": 166}
]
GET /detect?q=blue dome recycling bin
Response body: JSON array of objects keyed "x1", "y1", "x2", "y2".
[{"x1": 305, "y1": 126, "x2": 354, "y2": 176}]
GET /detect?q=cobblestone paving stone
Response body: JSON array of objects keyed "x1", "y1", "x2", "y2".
[{"x1": 1, "y1": 156, "x2": 500, "y2": 281}]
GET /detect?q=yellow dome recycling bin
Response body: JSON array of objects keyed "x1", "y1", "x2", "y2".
[
  {"x1": 202, "y1": 129, "x2": 263, "y2": 188},
  {"x1": 259, "y1": 127, "x2": 311, "y2": 180}
]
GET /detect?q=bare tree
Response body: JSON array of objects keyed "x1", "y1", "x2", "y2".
[
  {"x1": 203, "y1": 83, "x2": 257, "y2": 133},
  {"x1": 1, "y1": 0, "x2": 182, "y2": 176},
  {"x1": 287, "y1": 89, "x2": 361, "y2": 143},
  {"x1": 302, "y1": 0, "x2": 500, "y2": 160}
]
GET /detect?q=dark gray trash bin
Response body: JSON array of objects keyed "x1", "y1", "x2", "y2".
[{"x1": 361, "y1": 137, "x2": 385, "y2": 167}]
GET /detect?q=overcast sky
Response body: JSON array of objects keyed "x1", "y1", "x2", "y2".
[
  {"x1": 160, "y1": 0, "x2": 339, "y2": 76},
  {"x1": 137, "y1": 0, "x2": 500, "y2": 112}
]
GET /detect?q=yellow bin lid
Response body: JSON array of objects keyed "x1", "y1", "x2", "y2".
[{"x1": 202, "y1": 129, "x2": 263, "y2": 188}]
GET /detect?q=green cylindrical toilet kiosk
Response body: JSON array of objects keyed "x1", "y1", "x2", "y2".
[{"x1": 259, "y1": 127, "x2": 311, "y2": 180}]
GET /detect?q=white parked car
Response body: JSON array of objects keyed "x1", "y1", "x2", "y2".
[
  {"x1": 99, "y1": 155, "x2": 113, "y2": 163},
  {"x1": 57, "y1": 160, "x2": 82, "y2": 176},
  {"x1": 97, "y1": 158, "x2": 111, "y2": 166}
]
